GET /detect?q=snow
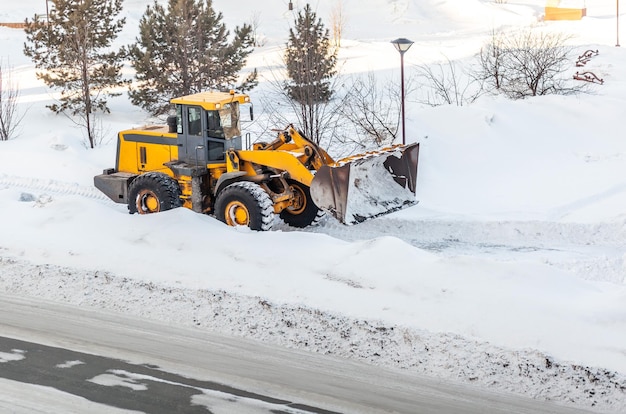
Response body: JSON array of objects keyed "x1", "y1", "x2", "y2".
[
  {"x1": 1, "y1": 0, "x2": 626, "y2": 412},
  {"x1": 89, "y1": 372, "x2": 149, "y2": 392},
  {"x1": 0, "y1": 378, "x2": 141, "y2": 414},
  {"x1": 90, "y1": 370, "x2": 315, "y2": 414},
  {"x1": 56, "y1": 360, "x2": 85, "y2": 369},
  {"x1": 0, "y1": 349, "x2": 26, "y2": 363},
  {"x1": 341, "y1": 148, "x2": 417, "y2": 224}
]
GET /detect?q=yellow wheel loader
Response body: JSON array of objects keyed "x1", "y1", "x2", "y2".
[{"x1": 94, "y1": 91, "x2": 420, "y2": 231}]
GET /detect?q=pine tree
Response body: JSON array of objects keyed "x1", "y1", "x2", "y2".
[
  {"x1": 23, "y1": 0, "x2": 127, "y2": 148},
  {"x1": 129, "y1": 0, "x2": 257, "y2": 116},
  {"x1": 285, "y1": 4, "x2": 337, "y2": 143}
]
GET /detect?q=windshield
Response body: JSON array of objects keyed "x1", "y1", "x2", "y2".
[{"x1": 218, "y1": 102, "x2": 240, "y2": 140}]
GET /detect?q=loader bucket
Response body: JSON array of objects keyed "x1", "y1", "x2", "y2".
[{"x1": 310, "y1": 143, "x2": 419, "y2": 225}]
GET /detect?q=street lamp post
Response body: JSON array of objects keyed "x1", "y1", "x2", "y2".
[
  {"x1": 391, "y1": 38, "x2": 414, "y2": 145},
  {"x1": 618, "y1": 0, "x2": 621, "y2": 47}
]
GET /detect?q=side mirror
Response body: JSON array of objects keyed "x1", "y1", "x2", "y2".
[
  {"x1": 167, "y1": 115, "x2": 177, "y2": 133},
  {"x1": 240, "y1": 103, "x2": 254, "y2": 122}
]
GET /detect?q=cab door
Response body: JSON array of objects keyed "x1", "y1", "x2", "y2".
[
  {"x1": 206, "y1": 109, "x2": 226, "y2": 162},
  {"x1": 178, "y1": 105, "x2": 207, "y2": 165}
]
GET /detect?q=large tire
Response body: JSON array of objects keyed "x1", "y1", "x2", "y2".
[
  {"x1": 214, "y1": 181, "x2": 275, "y2": 231},
  {"x1": 128, "y1": 172, "x2": 182, "y2": 214},
  {"x1": 280, "y1": 180, "x2": 324, "y2": 228}
]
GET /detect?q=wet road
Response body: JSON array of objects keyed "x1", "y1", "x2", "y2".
[{"x1": 0, "y1": 294, "x2": 598, "y2": 414}]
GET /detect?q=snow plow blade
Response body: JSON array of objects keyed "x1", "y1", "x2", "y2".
[{"x1": 310, "y1": 143, "x2": 419, "y2": 225}]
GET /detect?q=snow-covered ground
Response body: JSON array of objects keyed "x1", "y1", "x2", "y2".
[
  {"x1": 1, "y1": 0, "x2": 625, "y2": 412},
  {"x1": 0, "y1": 378, "x2": 139, "y2": 414}
]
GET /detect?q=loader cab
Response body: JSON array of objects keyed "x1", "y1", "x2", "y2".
[{"x1": 171, "y1": 91, "x2": 250, "y2": 165}]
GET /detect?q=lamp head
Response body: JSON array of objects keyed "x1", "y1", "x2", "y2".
[{"x1": 391, "y1": 38, "x2": 414, "y2": 54}]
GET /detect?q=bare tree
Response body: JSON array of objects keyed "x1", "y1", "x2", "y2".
[
  {"x1": 249, "y1": 11, "x2": 266, "y2": 47},
  {"x1": 330, "y1": 0, "x2": 347, "y2": 48},
  {"x1": 476, "y1": 29, "x2": 585, "y2": 99},
  {"x1": 255, "y1": 64, "x2": 346, "y2": 153},
  {"x1": 0, "y1": 61, "x2": 24, "y2": 140},
  {"x1": 415, "y1": 57, "x2": 483, "y2": 106},
  {"x1": 340, "y1": 72, "x2": 399, "y2": 148}
]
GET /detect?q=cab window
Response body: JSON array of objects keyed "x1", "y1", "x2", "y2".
[
  {"x1": 206, "y1": 110, "x2": 224, "y2": 138},
  {"x1": 176, "y1": 105, "x2": 183, "y2": 134},
  {"x1": 187, "y1": 106, "x2": 202, "y2": 136},
  {"x1": 218, "y1": 102, "x2": 241, "y2": 139}
]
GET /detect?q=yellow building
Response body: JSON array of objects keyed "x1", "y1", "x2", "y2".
[{"x1": 545, "y1": 0, "x2": 587, "y2": 20}]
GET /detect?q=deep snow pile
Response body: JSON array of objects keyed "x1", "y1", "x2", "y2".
[{"x1": 1, "y1": 0, "x2": 626, "y2": 412}]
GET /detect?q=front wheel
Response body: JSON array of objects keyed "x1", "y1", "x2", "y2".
[
  {"x1": 128, "y1": 172, "x2": 182, "y2": 214},
  {"x1": 280, "y1": 180, "x2": 324, "y2": 228},
  {"x1": 214, "y1": 181, "x2": 275, "y2": 231}
]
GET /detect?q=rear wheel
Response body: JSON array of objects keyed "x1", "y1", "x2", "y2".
[
  {"x1": 215, "y1": 181, "x2": 275, "y2": 231},
  {"x1": 128, "y1": 172, "x2": 182, "y2": 214},
  {"x1": 280, "y1": 180, "x2": 324, "y2": 228}
]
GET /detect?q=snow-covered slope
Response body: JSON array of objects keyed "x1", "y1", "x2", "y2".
[{"x1": 1, "y1": 0, "x2": 625, "y2": 412}]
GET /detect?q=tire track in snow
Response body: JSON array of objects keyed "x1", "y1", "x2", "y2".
[
  {"x1": 2, "y1": 172, "x2": 623, "y2": 283},
  {"x1": 279, "y1": 215, "x2": 626, "y2": 284},
  {"x1": 290, "y1": 215, "x2": 626, "y2": 251},
  {"x1": 0, "y1": 174, "x2": 113, "y2": 203},
  {"x1": 547, "y1": 181, "x2": 626, "y2": 221}
]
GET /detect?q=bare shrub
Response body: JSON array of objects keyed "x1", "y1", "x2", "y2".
[
  {"x1": 340, "y1": 72, "x2": 400, "y2": 148},
  {"x1": 255, "y1": 70, "x2": 399, "y2": 157},
  {"x1": 476, "y1": 29, "x2": 585, "y2": 99},
  {"x1": 0, "y1": 61, "x2": 24, "y2": 140},
  {"x1": 414, "y1": 57, "x2": 483, "y2": 106}
]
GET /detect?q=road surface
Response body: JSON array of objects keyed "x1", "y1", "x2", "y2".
[{"x1": 0, "y1": 294, "x2": 597, "y2": 414}]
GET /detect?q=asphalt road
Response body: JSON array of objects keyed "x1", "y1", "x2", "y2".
[{"x1": 0, "y1": 294, "x2": 598, "y2": 414}]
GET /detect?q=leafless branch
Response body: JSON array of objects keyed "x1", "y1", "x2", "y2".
[
  {"x1": 0, "y1": 60, "x2": 25, "y2": 140},
  {"x1": 475, "y1": 29, "x2": 587, "y2": 99},
  {"x1": 339, "y1": 72, "x2": 400, "y2": 148},
  {"x1": 330, "y1": 0, "x2": 347, "y2": 48},
  {"x1": 414, "y1": 57, "x2": 483, "y2": 107}
]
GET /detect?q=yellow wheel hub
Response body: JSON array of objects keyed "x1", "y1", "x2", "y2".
[
  {"x1": 288, "y1": 185, "x2": 306, "y2": 214},
  {"x1": 145, "y1": 195, "x2": 159, "y2": 211},
  {"x1": 137, "y1": 190, "x2": 160, "y2": 214},
  {"x1": 225, "y1": 201, "x2": 249, "y2": 226}
]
